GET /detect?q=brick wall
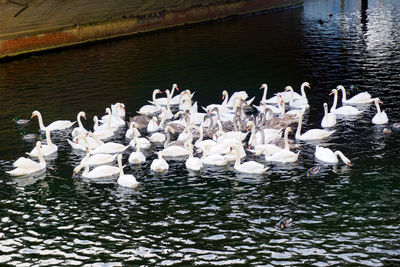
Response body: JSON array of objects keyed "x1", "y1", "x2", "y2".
[{"x1": 0, "y1": 0, "x2": 303, "y2": 59}]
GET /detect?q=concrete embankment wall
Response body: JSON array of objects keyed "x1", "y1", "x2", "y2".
[{"x1": 0, "y1": 0, "x2": 303, "y2": 59}]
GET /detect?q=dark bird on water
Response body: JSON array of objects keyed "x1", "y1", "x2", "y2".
[
  {"x1": 318, "y1": 19, "x2": 324, "y2": 25},
  {"x1": 276, "y1": 217, "x2": 293, "y2": 229}
]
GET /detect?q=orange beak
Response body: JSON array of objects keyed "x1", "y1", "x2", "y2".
[
  {"x1": 347, "y1": 163, "x2": 352, "y2": 167},
  {"x1": 246, "y1": 126, "x2": 250, "y2": 132},
  {"x1": 329, "y1": 92, "x2": 333, "y2": 96},
  {"x1": 31, "y1": 114, "x2": 34, "y2": 119},
  {"x1": 72, "y1": 172, "x2": 76, "y2": 177},
  {"x1": 83, "y1": 115, "x2": 87, "y2": 120},
  {"x1": 86, "y1": 147, "x2": 89, "y2": 153},
  {"x1": 222, "y1": 95, "x2": 225, "y2": 100}
]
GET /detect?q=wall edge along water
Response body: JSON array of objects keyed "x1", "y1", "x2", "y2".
[{"x1": 0, "y1": 0, "x2": 303, "y2": 60}]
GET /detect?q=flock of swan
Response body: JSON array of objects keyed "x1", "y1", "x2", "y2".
[{"x1": 6, "y1": 82, "x2": 389, "y2": 187}]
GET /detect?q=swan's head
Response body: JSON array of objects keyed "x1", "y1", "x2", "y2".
[
  {"x1": 72, "y1": 164, "x2": 84, "y2": 176},
  {"x1": 329, "y1": 89, "x2": 338, "y2": 96},
  {"x1": 336, "y1": 85, "x2": 346, "y2": 92},
  {"x1": 172, "y1": 83, "x2": 179, "y2": 90},
  {"x1": 31, "y1": 110, "x2": 40, "y2": 118},
  {"x1": 373, "y1": 98, "x2": 383, "y2": 105},
  {"x1": 93, "y1": 115, "x2": 98, "y2": 122},
  {"x1": 165, "y1": 89, "x2": 170, "y2": 96},
  {"x1": 164, "y1": 126, "x2": 175, "y2": 134},
  {"x1": 285, "y1": 127, "x2": 293, "y2": 134},
  {"x1": 302, "y1": 82, "x2": 311, "y2": 88},
  {"x1": 323, "y1": 103, "x2": 328, "y2": 109},
  {"x1": 105, "y1": 108, "x2": 112, "y2": 114},
  {"x1": 222, "y1": 90, "x2": 228, "y2": 99},
  {"x1": 154, "y1": 89, "x2": 162, "y2": 94},
  {"x1": 79, "y1": 111, "x2": 87, "y2": 120},
  {"x1": 246, "y1": 121, "x2": 254, "y2": 132},
  {"x1": 259, "y1": 83, "x2": 267, "y2": 89},
  {"x1": 284, "y1": 86, "x2": 293, "y2": 92}
]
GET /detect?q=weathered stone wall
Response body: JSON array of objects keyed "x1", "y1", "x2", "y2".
[{"x1": 0, "y1": 0, "x2": 303, "y2": 59}]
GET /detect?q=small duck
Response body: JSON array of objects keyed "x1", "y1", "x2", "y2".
[
  {"x1": 306, "y1": 166, "x2": 321, "y2": 177},
  {"x1": 21, "y1": 131, "x2": 36, "y2": 141},
  {"x1": 13, "y1": 117, "x2": 30, "y2": 125},
  {"x1": 276, "y1": 217, "x2": 293, "y2": 229}
]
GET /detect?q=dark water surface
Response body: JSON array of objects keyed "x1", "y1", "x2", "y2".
[{"x1": 1, "y1": 0, "x2": 400, "y2": 265}]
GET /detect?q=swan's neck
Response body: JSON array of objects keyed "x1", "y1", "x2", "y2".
[
  {"x1": 45, "y1": 129, "x2": 53, "y2": 145},
  {"x1": 166, "y1": 90, "x2": 171, "y2": 112},
  {"x1": 339, "y1": 87, "x2": 347, "y2": 102},
  {"x1": 152, "y1": 90, "x2": 161, "y2": 109},
  {"x1": 261, "y1": 85, "x2": 268, "y2": 103},
  {"x1": 331, "y1": 91, "x2": 338, "y2": 112},
  {"x1": 36, "y1": 112, "x2": 46, "y2": 131},
  {"x1": 217, "y1": 120, "x2": 223, "y2": 132},
  {"x1": 375, "y1": 101, "x2": 382, "y2": 114},
  {"x1": 90, "y1": 133, "x2": 104, "y2": 145},
  {"x1": 233, "y1": 115, "x2": 238, "y2": 132},
  {"x1": 280, "y1": 100, "x2": 286, "y2": 115},
  {"x1": 198, "y1": 126, "x2": 204, "y2": 142},
  {"x1": 334, "y1": 151, "x2": 349, "y2": 164},
  {"x1": 107, "y1": 111, "x2": 112, "y2": 130},
  {"x1": 257, "y1": 127, "x2": 266, "y2": 145},
  {"x1": 284, "y1": 129, "x2": 290, "y2": 150},
  {"x1": 164, "y1": 131, "x2": 171, "y2": 148},
  {"x1": 296, "y1": 115, "x2": 303, "y2": 139},
  {"x1": 324, "y1": 104, "x2": 328, "y2": 117},
  {"x1": 222, "y1": 92, "x2": 229, "y2": 106},
  {"x1": 82, "y1": 164, "x2": 89, "y2": 176},
  {"x1": 134, "y1": 137, "x2": 141, "y2": 151},
  {"x1": 93, "y1": 116, "x2": 99, "y2": 130},
  {"x1": 118, "y1": 156, "x2": 124, "y2": 177},
  {"x1": 300, "y1": 84, "x2": 307, "y2": 98},
  {"x1": 288, "y1": 89, "x2": 294, "y2": 103},
  {"x1": 82, "y1": 151, "x2": 90, "y2": 163},
  {"x1": 37, "y1": 143, "x2": 45, "y2": 164},
  {"x1": 233, "y1": 147, "x2": 241, "y2": 168},
  {"x1": 77, "y1": 113, "x2": 84, "y2": 128}
]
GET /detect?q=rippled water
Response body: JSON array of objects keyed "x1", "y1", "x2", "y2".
[{"x1": 1, "y1": 0, "x2": 400, "y2": 265}]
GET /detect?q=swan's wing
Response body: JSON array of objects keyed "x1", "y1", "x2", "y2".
[
  {"x1": 13, "y1": 157, "x2": 35, "y2": 167},
  {"x1": 349, "y1": 92, "x2": 372, "y2": 102},
  {"x1": 14, "y1": 158, "x2": 40, "y2": 169}
]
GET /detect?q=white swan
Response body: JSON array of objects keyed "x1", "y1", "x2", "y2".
[
  {"x1": 7, "y1": 141, "x2": 46, "y2": 177},
  {"x1": 128, "y1": 136, "x2": 146, "y2": 164},
  {"x1": 296, "y1": 112, "x2": 335, "y2": 141},
  {"x1": 231, "y1": 144, "x2": 268, "y2": 174},
  {"x1": 72, "y1": 162, "x2": 120, "y2": 179},
  {"x1": 138, "y1": 89, "x2": 162, "y2": 115},
  {"x1": 71, "y1": 111, "x2": 88, "y2": 137},
  {"x1": 192, "y1": 125, "x2": 216, "y2": 150},
  {"x1": 26, "y1": 128, "x2": 57, "y2": 157},
  {"x1": 246, "y1": 121, "x2": 282, "y2": 145},
  {"x1": 321, "y1": 103, "x2": 336, "y2": 128},
  {"x1": 315, "y1": 146, "x2": 352, "y2": 166},
  {"x1": 80, "y1": 147, "x2": 117, "y2": 166},
  {"x1": 88, "y1": 132, "x2": 130, "y2": 154},
  {"x1": 148, "y1": 132, "x2": 166, "y2": 143},
  {"x1": 68, "y1": 132, "x2": 102, "y2": 151},
  {"x1": 111, "y1": 102, "x2": 126, "y2": 118},
  {"x1": 185, "y1": 142, "x2": 203, "y2": 171},
  {"x1": 265, "y1": 127, "x2": 300, "y2": 163},
  {"x1": 31, "y1": 110, "x2": 76, "y2": 131},
  {"x1": 129, "y1": 131, "x2": 151, "y2": 149},
  {"x1": 200, "y1": 145, "x2": 229, "y2": 166},
  {"x1": 100, "y1": 106, "x2": 125, "y2": 126},
  {"x1": 117, "y1": 154, "x2": 139, "y2": 188},
  {"x1": 247, "y1": 126, "x2": 291, "y2": 156},
  {"x1": 152, "y1": 84, "x2": 180, "y2": 106},
  {"x1": 329, "y1": 89, "x2": 363, "y2": 116},
  {"x1": 93, "y1": 108, "x2": 116, "y2": 140},
  {"x1": 147, "y1": 117, "x2": 161, "y2": 133},
  {"x1": 285, "y1": 86, "x2": 309, "y2": 109},
  {"x1": 160, "y1": 140, "x2": 189, "y2": 157},
  {"x1": 150, "y1": 152, "x2": 169, "y2": 173},
  {"x1": 372, "y1": 98, "x2": 388, "y2": 125},
  {"x1": 337, "y1": 85, "x2": 373, "y2": 104}
]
